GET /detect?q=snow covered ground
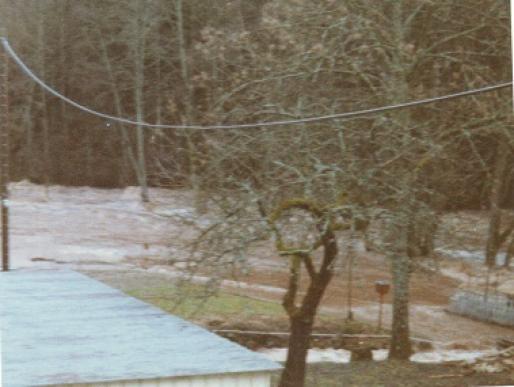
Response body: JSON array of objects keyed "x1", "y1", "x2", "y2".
[
  {"x1": 436, "y1": 248, "x2": 507, "y2": 266},
  {"x1": 259, "y1": 348, "x2": 497, "y2": 364}
]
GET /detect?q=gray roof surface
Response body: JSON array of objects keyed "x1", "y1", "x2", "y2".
[{"x1": 0, "y1": 269, "x2": 281, "y2": 387}]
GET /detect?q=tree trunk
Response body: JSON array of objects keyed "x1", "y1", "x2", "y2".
[
  {"x1": 240, "y1": 0, "x2": 268, "y2": 31},
  {"x1": 92, "y1": 26, "x2": 145, "y2": 194},
  {"x1": 386, "y1": 1, "x2": 415, "y2": 361},
  {"x1": 389, "y1": 252, "x2": 412, "y2": 359},
  {"x1": 486, "y1": 140, "x2": 510, "y2": 267},
  {"x1": 134, "y1": 0, "x2": 149, "y2": 203},
  {"x1": 388, "y1": 217, "x2": 412, "y2": 360},
  {"x1": 279, "y1": 317, "x2": 313, "y2": 387},
  {"x1": 279, "y1": 273, "x2": 333, "y2": 387},
  {"x1": 37, "y1": 9, "x2": 51, "y2": 197},
  {"x1": 504, "y1": 236, "x2": 514, "y2": 268},
  {"x1": 175, "y1": 0, "x2": 206, "y2": 213},
  {"x1": 485, "y1": 139, "x2": 510, "y2": 268},
  {"x1": 279, "y1": 225, "x2": 337, "y2": 387},
  {"x1": 58, "y1": 3, "x2": 70, "y2": 174},
  {"x1": 23, "y1": 83, "x2": 36, "y2": 181}
]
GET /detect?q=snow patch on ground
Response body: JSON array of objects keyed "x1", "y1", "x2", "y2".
[
  {"x1": 258, "y1": 348, "x2": 352, "y2": 364},
  {"x1": 258, "y1": 348, "x2": 496, "y2": 364},
  {"x1": 437, "y1": 248, "x2": 507, "y2": 266},
  {"x1": 351, "y1": 304, "x2": 447, "y2": 326},
  {"x1": 410, "y1": 349, "x2": 497, "y2": 363},
  {"x1": 440, "y1": 267, "x2": 472, "y2": 282}
]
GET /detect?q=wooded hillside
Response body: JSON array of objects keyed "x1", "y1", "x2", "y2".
[{"x1": 3, "y1": 0, "x2": 513, "y2": 209}]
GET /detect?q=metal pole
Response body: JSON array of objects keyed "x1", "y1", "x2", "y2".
[
  {"x1": 0, "y1": 26, "x2": 9, "y2": 272},
  {"x1": 511, "y1": 0, "x2": 514, "y2": 110},
  {"x1": 378, "y1": 293, "x2": 384, "y2": 331},
  {"x1": 375, "y1": 281, "x2": 390, "y2": 331},
  {"x1": 346, "y1": 229, "x2": 355, "y2": 321}
]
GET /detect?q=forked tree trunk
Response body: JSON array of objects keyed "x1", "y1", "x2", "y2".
[
  {"x1": 279, "y1": 281, "x2": 330, "y2": 387},
  {"x1": 279, "y1": 229, "x2": 337, "y2": 387},
  {"x1": 280, "y1": 317, "x2": 314, "y2": 387}
]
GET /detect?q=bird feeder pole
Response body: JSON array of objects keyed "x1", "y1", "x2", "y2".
[{"x1": 374, "y1": 281, "x2": 390, "y2": 331}]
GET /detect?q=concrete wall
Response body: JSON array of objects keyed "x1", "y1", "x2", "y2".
[{"x1": 449, "y1": 290, "x2": 514, "y2": 327}]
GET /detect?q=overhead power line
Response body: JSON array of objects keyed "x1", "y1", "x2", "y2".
[{"x1": 1, "y1": 37, "x2": 512, "y2": 131}]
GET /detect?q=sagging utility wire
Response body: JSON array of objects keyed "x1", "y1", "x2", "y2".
[{"x1": 1, "y1": 37, "x2": 512, "y2": 131}]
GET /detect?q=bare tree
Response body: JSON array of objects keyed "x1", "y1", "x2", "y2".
[{"x1": 485, "y1": 139, "x2": 514, "y2": 269}]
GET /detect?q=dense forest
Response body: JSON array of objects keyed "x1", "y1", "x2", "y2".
[{"x1": 2, "y1": 0, "x2": 513, "y2": 210}]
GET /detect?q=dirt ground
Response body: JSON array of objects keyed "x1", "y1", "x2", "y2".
[
  {"x1": 11, "y1": 182, "x2": 514, "y2": 351},
  {"x1": 86, "y1": 254, "x2": 514, "y2": 349},
  {"x1": 289, "y1": 361, "x2": 514, "y2": 387},
  {"x1": 229, "y1": 248, "x2": 514, "y2": 346}
]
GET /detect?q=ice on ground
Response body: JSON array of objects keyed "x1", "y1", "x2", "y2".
[
  {"x1": 410, "y1": 349, "x2": 497, "y2": 363},
  {"x1": 437, "y1": 248, "x2": 507, "y2": 266},
  {"x1": 258, "y1": 348, "x2": 496, "y2": 364}
]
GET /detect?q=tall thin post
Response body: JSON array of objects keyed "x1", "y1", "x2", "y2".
[
  {"x1": 511, "y1": 0, "x2": 514, "y2": 110},
  {"x1": 346, "y1": 227, "x2": 355, "y2": 320},
  {"x1": 378, "y1": 293, "x2": 384, "y2": 331},
  {"x1": 375, "y1": 281, "x2": 390, "y2": 332},
  {"x1": 0, "y1": 28, "x2": 9, "y2": 272}
]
